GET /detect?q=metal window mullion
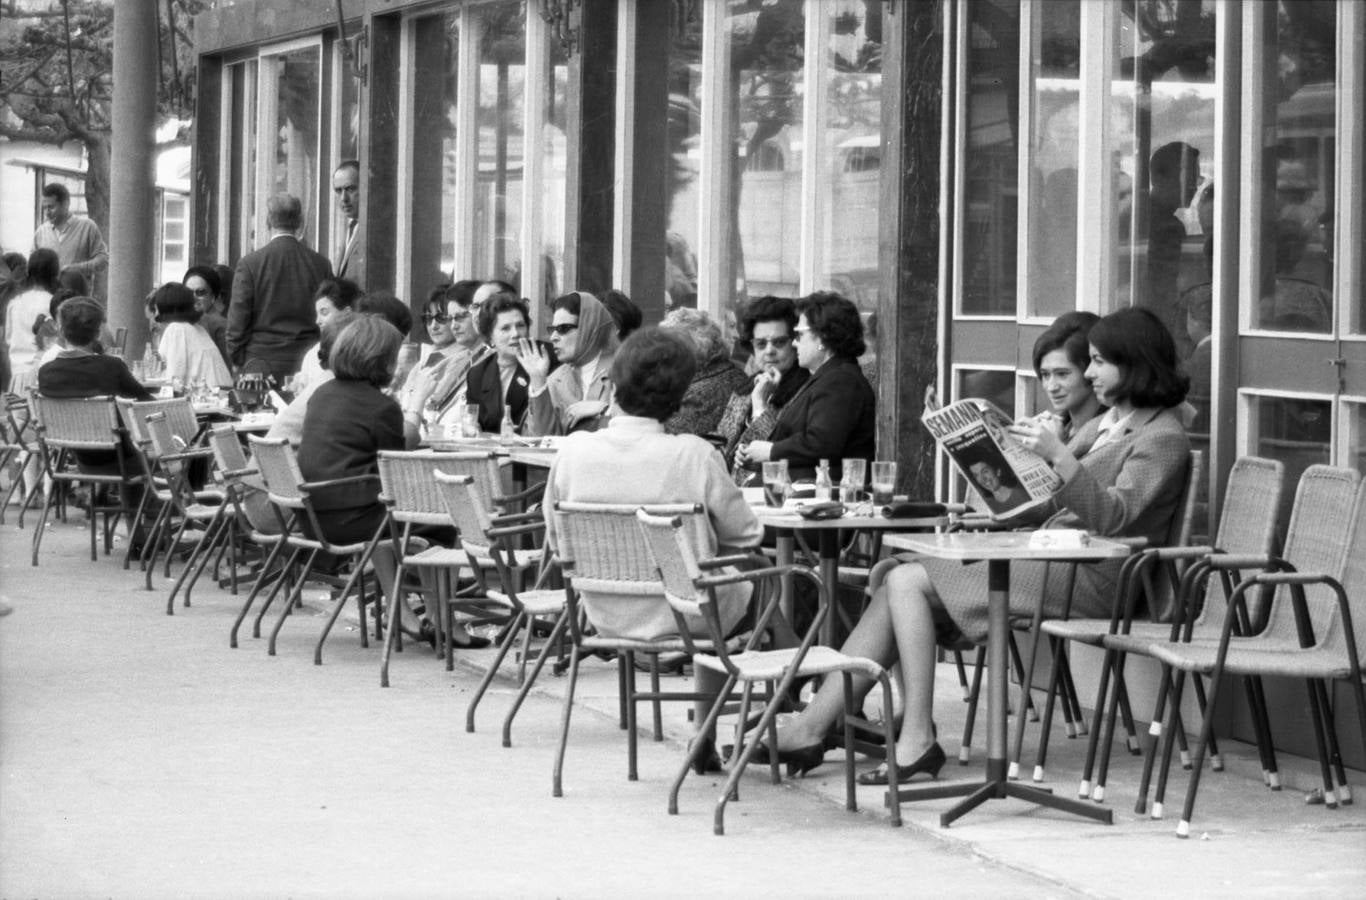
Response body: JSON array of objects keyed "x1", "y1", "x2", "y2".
[
  {"x1": 453, "y1": 5, "x2": 482, "y2": 280},
  {"x1": 254, "y1": 57, "x2": 277, "y2": 250},
  {"x1": 1207, "y1": 0, "x2": 1240, "y2": 519},
  {"x1": 948, "y1": 0, "x2": 968, "y2": 322},
  {"x1": 1237, "y1": 2, "x2": 1264, "y2": 347},
  {"x1": 1336, "y1": 0, "x2": 1363, "y2": 339},
  {"x1": 935, "y1": 0, "x2": 963, "y2": 500},
  {"x1": 799, "y1": 0, "x2": 828, "y2": 294},
  {"x1": 612, "y1": 0, "x2": 637, "y2": 290},
  {"x1": 1013, "y1": 0, "x2": 1037, "y2": 322},
  {"x1": 697, "y1": 0, "x2": 729, "y2": 318},
  {"x1": 1074, "y1": 0, "x2": 1112, "y2": 315},
  {"x1": 217, "y1": 67, "x2": 233, "y2": 258},
  {"x1": 523, "y1": 8, "x2": 548, "y2": 326},
  {"x1": 394, "y1": 16, "x2": 415, "y2": 302}
]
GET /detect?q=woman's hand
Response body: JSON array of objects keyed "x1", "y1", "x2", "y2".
[
  {"x1": 750, "y1": 367, "x2": 780, "y2": 418},
  {"x1": 1008, "y1": 419, "x2": 1071, "y2": 469},
  {"x1": 406, "y1": 362, "x2": 441, "y2": 409},
  {"x1": 736, "y1": 440, "x2": 773, "y2": 466},
  {"x1": 516, "y1": 339, "x2": 552, "y2": 390}
]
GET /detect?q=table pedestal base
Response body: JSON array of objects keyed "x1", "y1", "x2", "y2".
[{"x1": 893, "y1": 758, "x2": 1114, "y2": 827}]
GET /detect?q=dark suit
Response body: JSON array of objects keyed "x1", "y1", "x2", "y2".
[
  {"x1": 768, "y1": 356, "x2": 876, "y2": 482},
  {"x1": 466, "y1": 343, "x2": 557, "y2": 434},
  {"x1": 227, "y1": 234, "x2": 332, "y2": 378}
]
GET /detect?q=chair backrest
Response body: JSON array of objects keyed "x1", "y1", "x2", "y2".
[
  {"x1": 207, "y1": 423, "x2": 249, "y2": 473},
  {"x1": 31, "y1": 394, "x2": 121, "y2": 451},
  {"x1": 378, "y1": 450, "x2": 473, "y2": 526},
  {"x1": 1324, "y1": 481, "x2": 1366, "y2": 663},
  {"x1": 247, "y1": 435, "x2": 308, "y2": 509},
  {"x1": 208, "y1": 423, "x2": 277, "y2": 534},
  {"x1": 1259, "y1": 464, "x2": 1361, "y2": 643},
  {"x1": 551, "y1": 501, "x2": 702, "y2": 598},
  {"x1": 432, "y1": 470, "x2": 496, "y2": 557},
  {"x1": 117, "y1": 397, "x2": 198, "y2": 450},
  {"x1": 1143, "y1": 450, "x2": 1205, "y2": 621},
  {"x1": 144, "y1": 412, "x2": 196, "y2": 504},
  {"x1": 635, "y1": 508, "x2": 711, "y2": 623}
]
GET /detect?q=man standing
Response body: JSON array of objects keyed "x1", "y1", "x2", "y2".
[
  {"x1": 227, "y1": 193, "x2": 333, "y2": 380},
  {"x1": 332, "y1": 160, "x2": 361, "y2": 278},
  {"x1": 32, "y1": 184, "x2": 108, "y2": 299}
]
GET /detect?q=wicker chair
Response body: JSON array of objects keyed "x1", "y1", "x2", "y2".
[
  {"x1": 1052, "y1": 456, "x2": 1283, "y2": 803},
  {"x1": 0, "y1": 393, "x2": 40, "y2": 525},
  {"x1": 1147, "y1": 471, "x2": 1366, "y2": 837},
  {"x1": 29, "y1": 394, "x2": 146, "y2": 566},
  {"x1": 247, "y1": 436, "x2": 385, "y2": 658},
  {"x1": 429, "y1": 468, "x2": 562, "y2": 741},
  {"x1": 635, "y1": 508, "x2": 903, "y2": 835}
]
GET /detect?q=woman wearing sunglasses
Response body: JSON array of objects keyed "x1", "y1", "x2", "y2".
[{"x1": 520, "y1": 290, "x2": 619, "y2": 435}]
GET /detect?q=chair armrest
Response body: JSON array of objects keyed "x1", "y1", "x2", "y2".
[
  {"x1": 486, "y1": 520, "x2": 545, "y2": 539},
  {"x1": 491, "y1": 510, "x2": 543, "y2": 526},
  {"x1": 1208, "y1": 553, "x2": 1281, "y2": 571},
  {"x1": 298, "y1": 473, "x2": 381, "y2": 493},
  {"x1": 159, "y1": 445, "x2": 215, "y2": 464},
  {"x1": 1252, "y1": 571, "x2": 1334, "y2": 588},
  {"x1": 698, "y1": 554, "x2": 755, "y2": 571},
  {"x1": 496, "y1": 480, "x2": 547, "y2": 506},
  {"x1": 221, "y1": 466, "x2": 259, "y2": 479},
  {"x1": 1151, "y1": 544, "x2": 1216, "y2": 562},
  {"x1": 695, "y1": 563, "x2": 813, "y2": 590}
]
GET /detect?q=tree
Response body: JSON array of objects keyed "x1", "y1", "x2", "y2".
[{"x1": 0, "y1": 0, "x2": 204, "y2": 235}]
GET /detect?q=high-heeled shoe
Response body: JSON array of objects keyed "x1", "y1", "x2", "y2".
[
  {"x1": 400, "y1": 620, "x2": 438, "y2": 650},
  {"x1": 448, "y1": 629, "x2": 491, "y2": 650},
  {"x1": 688, "y1": 736, "x2": 723, "y2": 775},
  {"x1": 750, "y1": 740, "x2": 826, "y2": 777},
  {"x1": 855, "y1": 742, "x2": 946, "y2": 786}
]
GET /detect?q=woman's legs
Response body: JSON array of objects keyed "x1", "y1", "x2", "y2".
[{"x1": 884, "y1": 563, "x2": 941, "y2": 762}]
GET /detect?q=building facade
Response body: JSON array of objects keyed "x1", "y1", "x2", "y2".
[{"x1": 192, "y1": 1, "x2": 1363, "y2": 761}]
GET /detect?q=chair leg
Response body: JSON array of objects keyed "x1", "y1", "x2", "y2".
[
  {"x1": 953, "y1": 649, "x2": 971, "y2": 701},
  {"x1": 875, "y1": 673, "x2": 903, "y2": 826},
  {"x1": 625, "y1": 651, "x2": 640, "y2": 782},
  {"x1": 254, "y1": 547, "x2": 301, "y2": 638},
  {"x1": 1303, "y1": 679, "x2": 1337, "y2": 808},
  {"x1": 1133, "y1": 660, "x2": 1175, "y2": 815},
  {"x1": 379, "y1": 565, "x2": 405, "y2": 689},
  {"x1": 1079, "y1": 646, "x2": 1118, "y2": 798},
  {"x1": 650, "y1": 654, "x2": 664, "y2": 742},
  {"x1": 1177, "y1": 667, "x2": 1225, "y2": 838},
  {"x1": 713, "y1": 667, "x2": 804, "y2": 836},
  {"x1": 1152, "y1": 669, "x2": 1191, "y2": 821},
  {"x1": 29, "y1": 480, "x2": 58, "y2": 566},
  {"x1": 230, "y1": 541, "x2": 286, "y2": 648},
  {"x1": 842, "y1": 674, "x2": 858, "y2": 811},
  {"x1": 959, "y1": 647, "x2": 986, "y2": 764},
  {"x1": 268, "y1": 549, "x2": 319, "y2": 656},
  {"x1": 668, "y1": 669, "x2": 740, "y2": 815},
  {"x1": 466, "y1": 609, "x2": 524, "y2": 730},
  {"x1": 141, "y1": 500, "x2": 175, "y2": 590},
  {"x1": 181, "y1": 515, "x2": 228, "y2": 608},
  {"x1": 314, "y1": 548, "x2": 374, "y2": 665},
  {"x1": 552, "y1": 646, "x2": 583, "y2": 798},
  {"x1": 1009, "y1": 607, "x2": 1049, "y2": 780},
  {"x1": 502, "y1": 609, "x2": 571, "y2": 748},
  {"x1": 165, "y1": 517, "x2": 213, "y2": 614},
  {"x1": 1032, "y1": 637, "x2": 1066, "y2": 784},
  {"x1": 121, "y1": 485, "x2": 153, "y2": 571},
  {"x1": 1314, "y1": 679, "x2": 1349, "y2": 805}
]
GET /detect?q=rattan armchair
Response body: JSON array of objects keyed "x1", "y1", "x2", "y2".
[
  {"x1": 0, "y1": 393, "x2": 40, "y2": 525},
  {"x1": 142, "y1": 412, "x2": 227, "y2": 614}
]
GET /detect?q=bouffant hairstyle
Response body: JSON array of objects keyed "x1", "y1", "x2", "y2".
[
  {"x1": 661, "y1": 307, "x2": 728, "y2": 367},
  {"x1": 358, "y1": 291, "x2": 413, "y2": 337},
  {"x1": 599, "y1": 289, "x2": 642, "y2": 340},
  {"x1": 26, "y1": 248, "x2": 61, "y2": 293},
  {"x1": 1031, "y1": 311, "x2": 1100, "y2": 374},
  {"x1": 182, "y1": 265, "x2": 222, "y2": 299},
  {"x1": 610, "y1": 327, "x2": 696, "y2": 422},
  {"x1": 57, "y1": 296, "x2": 105, "y2": 347},
  {"x1": 314, "y1": 277, "x2": 363, "y2": 311},
  {"x1": 478, "y1": 294, "x2": 531, "y2": 340},
  {"x1": 796, "y1": 291, "x2": 865, "y2": 359},
  {"x1": 317, "y1": 308, "x2": 359, "y2": 371},
  {"x1": 153, "y1": 282, "x2": 202, "y2": 324},
  {"x1": 738, "y1": 295, "x2": 798, "y2": 349},
  {"x1": 329, "y1": 316, "x2": 404, "y2": 388},
  {"x1": 1088, "y1": 306, "x2": 1189, "y2": 408}
]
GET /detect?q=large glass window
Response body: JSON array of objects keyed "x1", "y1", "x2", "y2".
[
  {"x1": 721, "y1": 0, "x2": 805, "y2": 313},
  {"x1": 262, "y1": 44, "x2": 322, "y2": 244},
  {"x1": 960, "y1": 0, "x2": 1019, "y2": 316},
  {"x1": 225, "y1": 60, "x2": 258, "y2": 262},
  {"x1": 534, "y1": 35, "x2": 569, "y2": 301},
  {"x1": 473, "y1": 1, "x2": 525, "y2": 286},
  {"x1": 666, "y1": 10, "x2": 703, "y2": 310},
  {"x1": 1247, "y1": 392, "x2": 1332, "y2": 532},
  {"x1": 410, "y1": 11, "x2": 460, "y2": 304}
]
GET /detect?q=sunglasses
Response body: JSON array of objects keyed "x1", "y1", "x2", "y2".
[
  {"x1": 548, "y1": 323, "x2": 579, "y2": 336},
  {"x1": 751, "y1": 336, "x2": 792, "y2": 350},
  {"x1": 190, "y1": 287, "x2": 213, "y2": 298},
  {"x1": 422, "y1": 314, "x2": 451, "y2": 324}
]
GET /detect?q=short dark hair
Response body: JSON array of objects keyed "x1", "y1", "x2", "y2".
[
  {"x1": 443, "y1": 279, "x2": 481, "y2": 310},
  {"x1": 57, "y1": 269, "x2": 88, "y2": 296},
  {"x1": 314, "y1": 277, "x2": 363, "y2": 310},
  {"x1": 1088, "y1": 306, "x2": 1190, "y2": 408},
  {"x1": 212, "y1": 264, "x2": 234, "y2": 297},
  {"x1": 58, "y1": 296, "x2": 104, "y2": 347},
  {"x1": 329, "y1": 316, "x2": 403, "y2": 388},
  {"x1": 598, "y1": 289, "x2": 642, "y2": 339},
  {"x1": 1031, "y1": 311, "x2": 1100, "y2": 374},
  {"x1": 478, "y1": 294, "x2": 531, "y2": 340},
  {"x1": 610, "y1": 327, "x2": 696, "y2": 421},
  {"x1": 41, "y1": 183, "x2": 70, "y2": 205},
  {"x1": 49, "y1": 287, "x2": 80, "y2": 319},
  {"x1": 182, "y1": 265, "x2": 222, "y2": 298},
  {"x1": 549, "y1": 291, "x2": 581, "y2": 317},
  {"x1": 152, "y1": 282, "x2": 202, "y2": 324},
  {"x1": 317, "y1": 308, "x2": 358, "y2": 371},
  {"x1": 358, "y1": 291, "x2": 413, "y2": 336},
  {"x1": 334, "y1": 159, "x2": 360, "y2": 177},
  {"x1": 26, "y1": 248, "x2": 61, "y2": 292},
  {"x1": 796, "y1": 291, "x2": 865, "y2": 359},
  {"x1": 738, "y1": 295, "x2": 798, "y2": 349}
]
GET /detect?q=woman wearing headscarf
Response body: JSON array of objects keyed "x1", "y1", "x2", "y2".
[{"x1": 519, "y1": 290, "x2": 620, "y2": 435}]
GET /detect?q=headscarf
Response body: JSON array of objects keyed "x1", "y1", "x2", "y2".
[{"x1": 565, "y1": 291, "x2": 619, "y2": 366}]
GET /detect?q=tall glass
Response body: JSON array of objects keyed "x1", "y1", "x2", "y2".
[
  {"x1": 762, "y1": 460, "x2": 791, "y2": 508},
  {"x1": 463, "y1": 403, "x2": 482, "y2": 438},
  {"x1": 871, "y1": 461, "x2": 897, "y2": 506},
  {"x1": 840, "y1": 458, "x2": 867, "y2": 505}
]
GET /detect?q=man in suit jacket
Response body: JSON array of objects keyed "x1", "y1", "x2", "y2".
[
  {"x1": 227, "y1": 193, "x2": 333, "y2": 380},
  {"x1": 332, "y1": 161, "x2": 361, "y2": 278}
]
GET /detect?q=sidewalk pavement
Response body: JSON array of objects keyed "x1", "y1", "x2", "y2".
[{"x1": 2, "y1": 513, "x2": 1363, "y2": 898}]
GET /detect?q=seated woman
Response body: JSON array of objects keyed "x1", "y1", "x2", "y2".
[
  {"x1": 401, "y1": 280, "x2": 492, "y2": 432},
  {"x1": 521, "y1": 291, "x2": 619, "y2": 435},
  {"x1": 183, "y1": 265, "x2": 231, "y2": 366},
  {"x1": 5, "y1": 248, "x2": 60, "y2": 388},
  {"x1": 461, "y1": 294, "x2": 556, "y2": 434},
  {"x1": 296, "y1": 316, "x2": 486, "y2": 649},
  {"x1": 736, "y1": 291, "x2": 874, "y2": 483},
  {"x1": 715, "y1": 295, "x2": 810, "y2": 481},
  {"x1": 153, "y1": 283, "x2": 234, "y2": 388},
  {"x1": 542, "y1": 327, "x2": 764, "y2": 769},
  {"x1": 659, "y1": 307, "x2": 751, "y2": 438},
  {"x1": 266, "y1": 309, "x2": 356, "y2": 446},
  {"x1": 768, "y1": 306, "x2": 1191, "y2": 783},
  {"x1": 293, "y1": 278, "x2": 363, "y2": 391}
]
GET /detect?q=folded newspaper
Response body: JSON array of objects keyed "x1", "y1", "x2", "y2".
[{"x1": 922, "y1": 398, "x2": 1062, "y2": 519}]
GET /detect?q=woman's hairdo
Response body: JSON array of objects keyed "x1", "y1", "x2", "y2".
[
  {"x1": 1088, "y1": 306, "x2": 1189, "y2": 408},
  {"x1": 1032, "y1": 311, "x2": 1100, "y2": 374},
  {"x1": 152, "y1": 282, "x2": 202, "y2": 325},
  {"x1": 329, "y1": 316, "x2": 404, "y2": 388},
  {"x1": 795, "y1": 291, "x2": 866, "y2": 359},
  {"x1": 738, "y1": 295, "x2": 798, "y2": 347},
  {"x1": 549, "y1": 291, "x2": 581, "y2": 317},
  {"x1": 182, "y1": 265, "x2": 221, "y2": 298},
  {"x1": 661, "y1": 307, "x2": 728, "y2": 367},
  {"x1": 314, "y1": 277, "x2": 363, "y2": 310},
  {"x1": 317, "y1": 309, "x2": 359, "y2": 371},
  {"x1": 610, "y1": 328, "x2": 696, "y2": 421},
  {"x1": 57, "y1": 296, "x2": 105, "y2": 347},
  {"x1": 477, "y1": 294, "x2": 531, "y2": 340}
]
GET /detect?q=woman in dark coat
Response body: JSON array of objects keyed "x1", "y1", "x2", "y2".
[{"x1": 659, "y1": 307, "x2": 750, "y2": 438}]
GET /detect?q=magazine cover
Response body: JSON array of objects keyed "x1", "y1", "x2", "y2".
[{"x1": 922, "y1": 398, "x2": 1063, "y2": 518}]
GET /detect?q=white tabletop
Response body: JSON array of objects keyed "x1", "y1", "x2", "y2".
[{"x1": 884, "y1": 530, "x2": 1132, "y2": 561}]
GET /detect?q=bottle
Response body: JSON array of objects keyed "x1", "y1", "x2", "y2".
[
  {"x1": 499, "y1": 406, "x2": 516, "y2": 443},
  {"x1": 815, "y1": 459, "x2": 833, "y2": 501}
]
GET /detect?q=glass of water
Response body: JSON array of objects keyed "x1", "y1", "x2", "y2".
[
  {"x1": 762, "y1": 460, "x2": 791, "y2": 508},
  {"x1": 840, "y1": 458, "x2": 867, "y2": 505},
  {"x1": 871, "y1": 461, "x2": 898, "y2": 506}
]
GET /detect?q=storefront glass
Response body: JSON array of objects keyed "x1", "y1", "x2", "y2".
[
  {"x1": 666, "y1": 10, "x2": 703, "y2": 310},
  {"x1": 409, "y1": 11, "x2": 460, "y2": 304},
  {"x1": 265, "y1": 45, "x2": 321, "y2": 242},
  {"x1": 1027, "y1": 0, "x2": 1080, "y2": 319},
  {"x1": 473, "y1": 1, "x2": 525, "y2": 285}
]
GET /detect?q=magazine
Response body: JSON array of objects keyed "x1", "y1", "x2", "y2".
[{"x1": 921, "y1": 398, "x2": 1062, "y2": 519}]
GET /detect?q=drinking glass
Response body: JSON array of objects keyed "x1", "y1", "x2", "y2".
[
  {"x1": 463, "y1": 403, "x2": 482, "y2": 438},
  {"x1": 762, "y1": 460, "x2": 790, "y2": 508},
  {"x1": 871, "y1": 461, "x2": 897, "y2": 506},
  {"x1": 840, "y1": 458, "x2": 867, "y2": 505}
]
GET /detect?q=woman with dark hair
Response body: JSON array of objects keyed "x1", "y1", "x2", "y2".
[
  {"x1": 659, "y1": 307, "x2": 750, "y2": 438},
  {"x1": 400, "y1": 280, "x2": 490, "y2": 431},
  {"x1": 767, "y1": 306, "x2": 1192, "y2": 784},
  {"x1": 715, "y1": 295, "x2": 810, "y2": 480},
  {"x1": 153, "y1": 282, "x2": 233, "y2": 388},
  {"x1": 183, "y1": 265, "x2": 230, "y2": 364},
  {"x1": 294, "y1": 278, "x2": 364, "y2": 390},
  {"x1": 599, "y1": 288, "x2": 642, "y2": 340},
  {"x1": 1030, "y1": 311, "x2": 1103, "y2": 446},
  {"x1": 5, "y1": 248, "x2": 61, "y2": 385},
  {"x1": 267, "y1": 309, "x2": 357, "y2": 446},
  {"x1": 521, "y1": 290, "x2": 619, "y2": 435},
  {"x1": 462, "y1": 294, "x2": 556, "y2": 434},
  {"x1": 542, "y1": 327, "x2": 763, "y2": 769},
  {"x1": 735, "y1": 291, "x2": 874, "y2": 482}
]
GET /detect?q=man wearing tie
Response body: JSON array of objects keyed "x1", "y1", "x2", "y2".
[{"x1": 332, "y1": 160, "x2": 361, "y2": 278}]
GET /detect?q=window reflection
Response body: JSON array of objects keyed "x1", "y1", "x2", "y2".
[
  {"x1": 409, "y1": 12, "x2": 459, "y2": 301},
  {"x1": 667, "y1": 10, "x2": 703, "y2": 311},
  {"x1": 474, "y1": 2, "x2": 525, "y2": 286},
  {"x1": 227, "y1": 60, "x2": 258, "y2": 262},
  {"x1": 267, "y1": 46, "x2": 321, "y2": 243},
  {"x1": 1346, "y1": 402, "x2": 1366, "y2": 475},
  {"x1": 722, "y1": 0, "x2": 805, "y2": 314},
  {"x1": 1251, "y1": 394, "x2": 1331, "y2": 532},
  {"x1": 535, "y1": 36, "x2": 569, "y2": 302},
  {"x1": 1027, "y1": 1, "x2": 1081, "y2": 319},
  {"x1": 1254, "y1": 1, "x2": 1336, "y2": 334}
]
